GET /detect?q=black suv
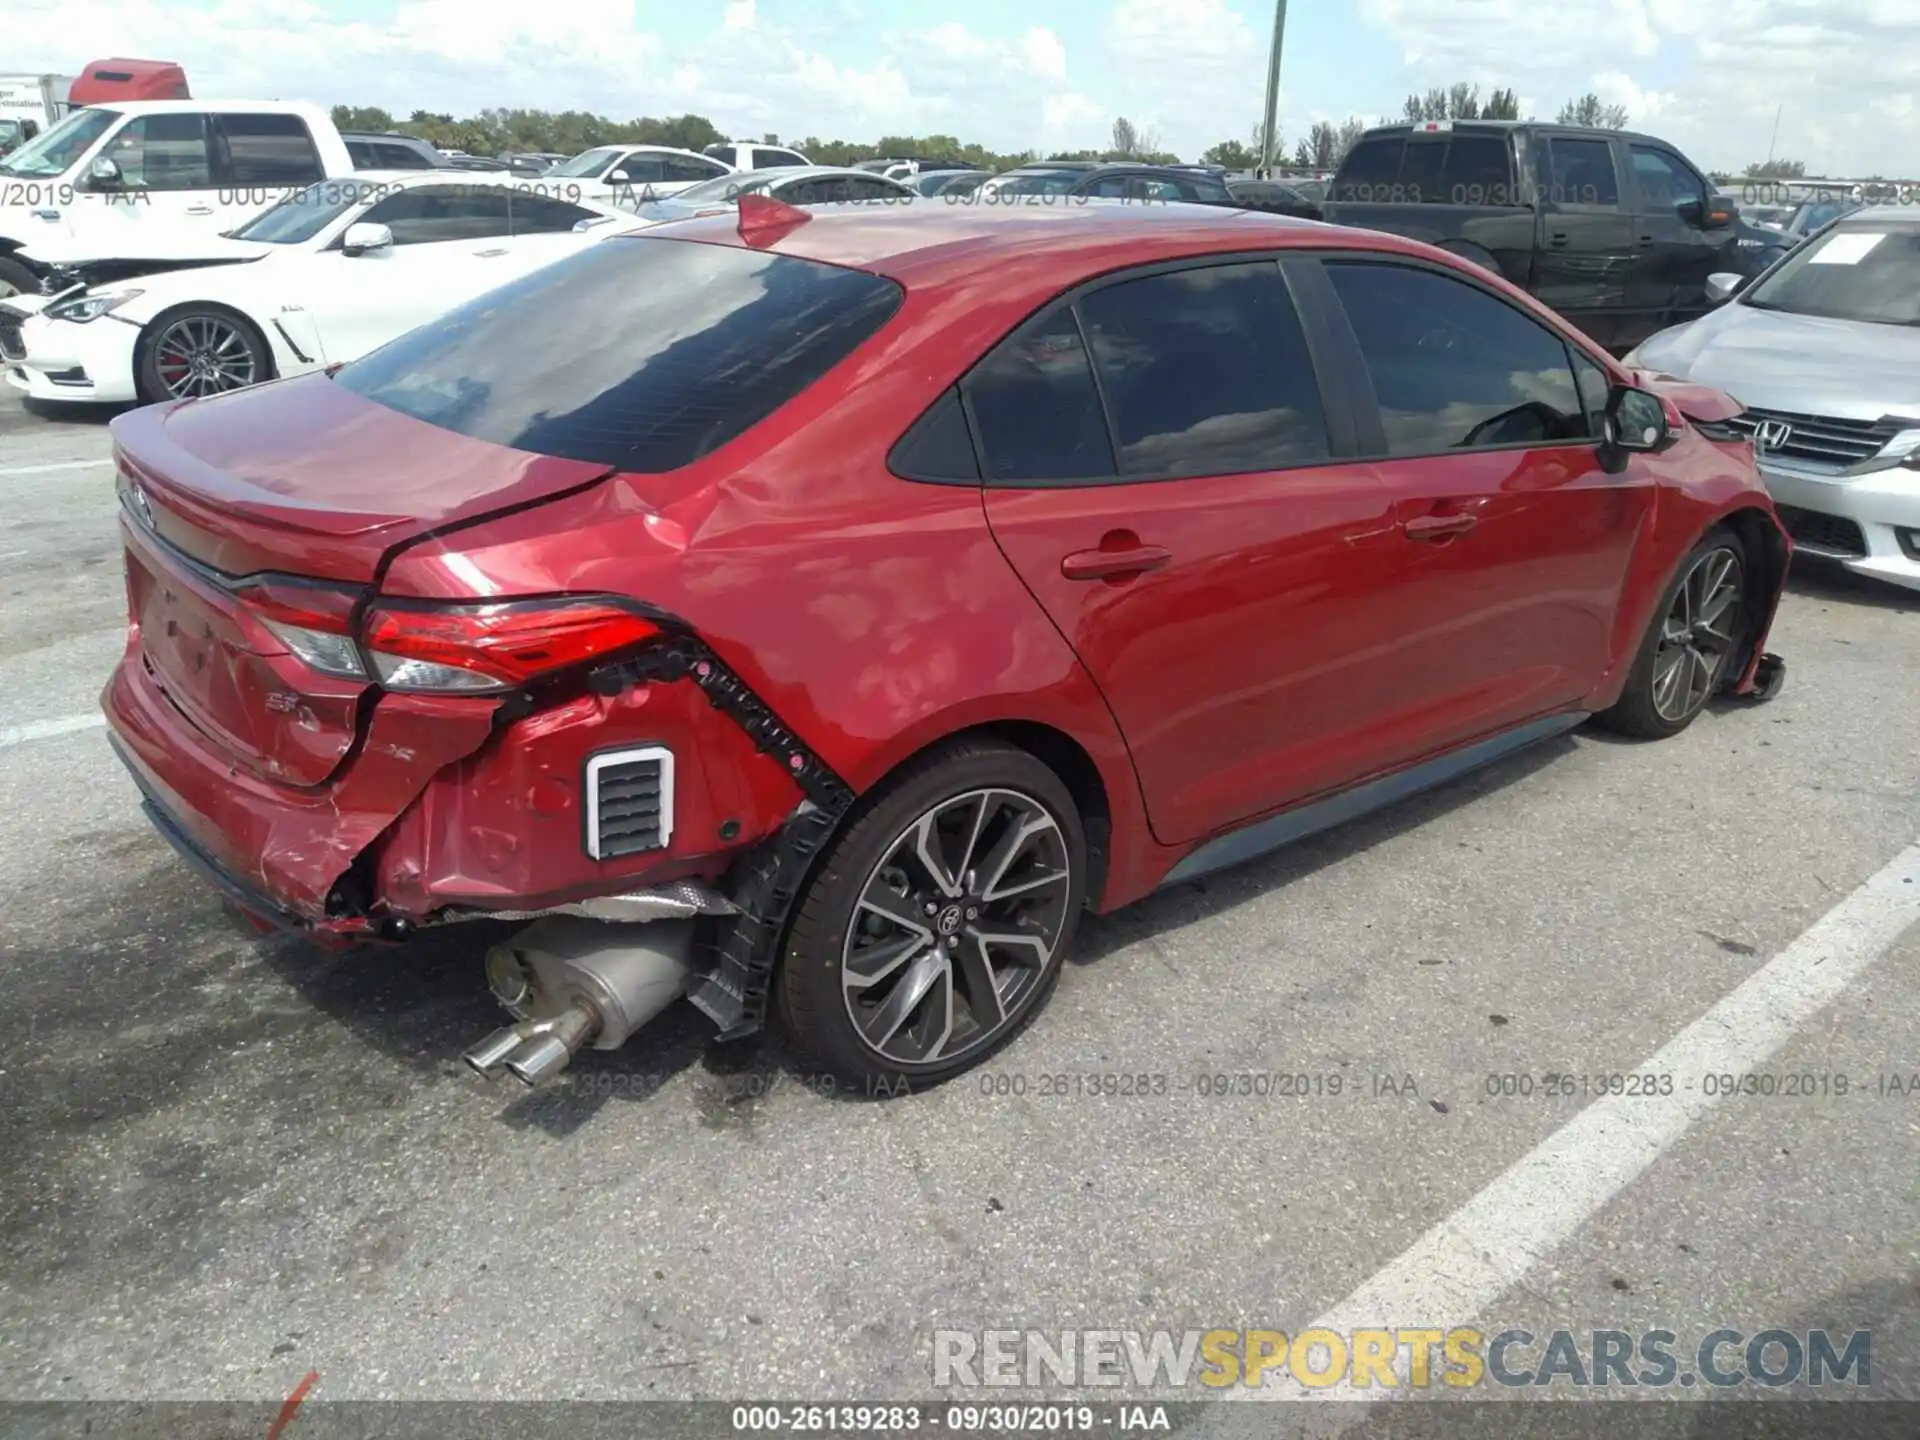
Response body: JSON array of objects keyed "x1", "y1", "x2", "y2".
[
  {"x1": 985, "y1": 162, "x2": 1235, "y2": 205},
  {"x1": 1319, "y1": 120, "x2": 1741, "y2": 351}
]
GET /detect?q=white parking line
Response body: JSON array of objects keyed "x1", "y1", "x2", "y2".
[
  {"x1": 0, "y1": 713, "x2": 107, "y2": 749},
  {"x1": 0, "y1": 459, "x2": 112, "y2": 477},
  {"x1": 1248, "y1": 838, "x2": 1920, "y2": 1409}
]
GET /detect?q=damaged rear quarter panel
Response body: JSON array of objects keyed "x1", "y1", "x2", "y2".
[{"x1": 371, "y1": 676, "x2": 803, "y2": 918}]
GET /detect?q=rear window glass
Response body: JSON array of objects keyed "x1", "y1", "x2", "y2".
[{"x1": 333, "y1": 236, "x2": 904, "y2": 473}]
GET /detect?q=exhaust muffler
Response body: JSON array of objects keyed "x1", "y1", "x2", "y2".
[{"x1": 462, "y1": 914, "x2": 698, "y2": 1087}]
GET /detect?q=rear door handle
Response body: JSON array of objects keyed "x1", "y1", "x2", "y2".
[
  {"x1": 1549, "y1": 232, "x2": 1570, "y2": 247},
  {"x1": 184, "y1": 205, "x2": 215, "y2": 216},
  {"x1": 1637, "y1": 235, "x2": 1656, "y2": 246},
  {"x1": 474, "y1": 246, "x2": 510, "y2": 257},
  {"x1": 1060, "y1": 543, "x2": 1171, "y2": 580},
  {"x1": 1403, "y1": 512, "x2": 1478, "y2": 541}
]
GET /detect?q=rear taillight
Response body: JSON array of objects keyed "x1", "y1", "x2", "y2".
[
  {"x1": 235, "y1": 585, "x2": 660, "y2": 694},
  {"x1": 360, "y1": 600, "x2": 659, "y2": 693},
  {"x1": 235, "y1": 580, "x2": 368, "y2": 679}
]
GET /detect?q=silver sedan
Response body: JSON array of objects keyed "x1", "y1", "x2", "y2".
[{"x1": 1624, "y1": 206, "x2": 1920, "y2": 593}]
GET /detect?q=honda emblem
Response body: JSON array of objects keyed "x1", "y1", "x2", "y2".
[{"x1": 1753, "y1": 419, "x2": 1792, "y2": 453}]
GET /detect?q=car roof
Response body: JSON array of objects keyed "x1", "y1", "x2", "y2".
[
  {"x1": 84, "y1": 99, "x2": 322, "y2": 116},
  {"x1": 633, "y1": 200, "x2": 1409, "y2": 290},
  {"x1": 1833, "y1": 203, "x2": 1920, "y2": 224}
]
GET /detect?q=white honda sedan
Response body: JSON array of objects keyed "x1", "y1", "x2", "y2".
[{"x1": 0, "y1": 172, "x2": 640, "y2": 404}]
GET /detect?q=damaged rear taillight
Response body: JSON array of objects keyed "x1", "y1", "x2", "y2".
[
  {"x1": 361, "y1": 600, "x2": 659, "y2": 694},
  {"x1": 235, "y1": 579, "x2": 368, "y2": 679},
  {"x1": 234, "y1": 583, "x2": 661, "y2": 695}
]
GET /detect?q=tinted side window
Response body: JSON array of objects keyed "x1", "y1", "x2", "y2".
[
  {"x1": 1326, "y1": 261, "x2": 1590, "y2": 454},
  {"x1": 1547, "y1": 138, "x2": 1620, "y2": 207},
  {"x1": 346, "y1": 141, "x2": 376, "y2": 168},
  {"x1": 378, "y1": 142, "x2": 435, "y2": 169},
  {"x1": 890, "y1": 388, "x2": 980, "y2": 482},
  {"x1": 362, "y1": 185, "x2": 513, "y2": 244},
  {"x1": 220, "y1": 113, "x2": 322, "y2": 185},
  {"x1": 1333, "y1": 136, "x2": 1403, "y2": 199},
  {"x1": 965, "y1": 308, "x2": 1115, "y2": 483},
  {"x1": 1630, "y1": 145, "x2": 1705, "y2": 212},
  {"x1": 843, "y1": 176, "x2": 908, "y2": 201},
  {"x1": 1077, "y1": 262, "x2": 1330, "y2": 478},
  {"x1": 100, "y1": 113, "x2": 212, "y2": 190},
  {"x1": 663, "y1": 155, "x2": 725, "y2": 182},
  {"x1": 759, "y1": 149, "x2": 808, "y2": 168},
  {"x1": 512, "y1": 194, "x2": 599, "y2": 234},
  {"x1": 611, "y1": 154, "x2": 665, "y2": 183}
]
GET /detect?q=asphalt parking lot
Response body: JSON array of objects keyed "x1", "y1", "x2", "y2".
[{"x1": 1, "y1": 384, "x2": 1917, "y2": 1421}]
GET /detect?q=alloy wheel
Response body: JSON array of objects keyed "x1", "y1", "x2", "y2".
[
  {"x1": 1652, "y1": 546, "x2": 1743, "y2": 723},
  {"x1": 841, "y1": 787, "x2": 1073, "y2": 1066},
  {"x1": 152, "y1": 315, "x2": 259, "y2": 398}
]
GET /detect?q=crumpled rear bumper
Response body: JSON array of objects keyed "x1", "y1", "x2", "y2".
[{"x1": 102, "y1": 633, "x2": 501, "y2": 932}]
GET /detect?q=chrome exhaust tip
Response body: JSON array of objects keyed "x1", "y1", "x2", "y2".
[
  {"x1": 462, "y1": 917, "x2": 698, "y2": 1088},
  {"x1": 463, "y1": 1026, "x2": 530, "y2": 1077}
]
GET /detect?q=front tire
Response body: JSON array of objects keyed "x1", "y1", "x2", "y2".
[
  {"x1": 776, "y1": 739, "x2": 1087, "y2": 1092},
  {"x1": 1596, "y1": 527, "x2": 1747, "y2": 739},
  {"x1": 137, "y1": 307, "x2": 272, "y2": 402}
]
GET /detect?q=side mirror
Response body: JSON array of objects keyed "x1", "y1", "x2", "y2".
[
  {"x1": 1704, "y1": 271, "x2": 1746, "y2": 304},
  {"x1": 341, "y1": 221, "x2": 393, "y2": 256},
  {"x1": 87, "y1": 155, "x2": 122, "y2": 187},
  {"x1": 607, "y1": 169, "x2": 630, "y2": 184},
  {"x1": 1600, "y1": 385, "x2": 1675, "y2": 470},
  {"x1": 1682, "y1": 197, "x2": 1735, "y2": 230}
]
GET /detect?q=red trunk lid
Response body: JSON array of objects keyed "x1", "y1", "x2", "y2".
[
  {"x1": 110, "y1": 375, "x2": 613, "y2": 785},
  {"x1": 111, "y1": 375, "x2": 614, "y2": 583}
]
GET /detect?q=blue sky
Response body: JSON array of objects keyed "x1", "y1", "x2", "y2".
[{"x1": 15, "y1": 0, "x2": 1920, "y2": 175}]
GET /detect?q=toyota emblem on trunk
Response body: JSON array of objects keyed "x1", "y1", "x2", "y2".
[
  {"x1": 128, "y1": 483, "x2": 154, "y2": 529},
  {"x1": 1753, "y1": 419, "x2": 1792, "y2": 452}
]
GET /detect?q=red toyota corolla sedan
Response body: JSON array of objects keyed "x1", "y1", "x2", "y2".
[{"x1": 101, "y1": 196, "x2": 1789, "y2": 1092}]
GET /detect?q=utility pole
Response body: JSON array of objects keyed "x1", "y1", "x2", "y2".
[
  {"x1": 1765, "y1": 101, "x2": 1782, "y2": 165},
  {"x1": 1258, "y1": 0, "x2": 1288, "y2": 177}
]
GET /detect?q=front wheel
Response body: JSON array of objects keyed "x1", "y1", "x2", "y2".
[
  {"x1": 776, "y1": 739, "x2": 1088, "y2": 1091},
  {"x1": 1596, "y1": 528, "x2": 1747, "y2": 739},
  {"x1": 137, "y1": 308, "x2": 271, "y2": 402}
]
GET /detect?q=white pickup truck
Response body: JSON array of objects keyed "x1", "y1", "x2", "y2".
[{"x1": 0, "y1": 98, "x2": 355, "y2": 298}]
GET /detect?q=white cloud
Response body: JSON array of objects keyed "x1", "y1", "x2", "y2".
[
  {"x1": 1357, "y1": 0, "x2": 1920, "y2": 176},
  {"x1": 1101, "y1": 0, "x2": 1267, "y2": 153}
]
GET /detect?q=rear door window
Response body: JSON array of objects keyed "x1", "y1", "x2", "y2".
[
  {"x1": 218, "y1": 113, "x2": 323, "y2": 185},
  {"x1": 1076, "y1": 262, "x2": 1330, "y2": 477},
  {"x1": 334, "y1": 236, "x2": 904, "y2": 473},
  {"x1": 966, "y1": 309, "x2": 1115, "y2": 482}
]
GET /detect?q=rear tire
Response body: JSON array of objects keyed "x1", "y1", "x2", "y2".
[
  {"x1": 775, "y1": 739, "x2": 1087, "y2": 1093},
  {"x1": 1595, "y1": 526, "x2": 1747, "y2": 739}
]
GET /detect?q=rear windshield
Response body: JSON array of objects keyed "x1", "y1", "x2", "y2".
[
  {"x1": 333, "y1": 234, "x2": 904, "y2": 472},
  {"x1": 1332, "y1": 132, "x2": 1514, "y2": 204}
]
